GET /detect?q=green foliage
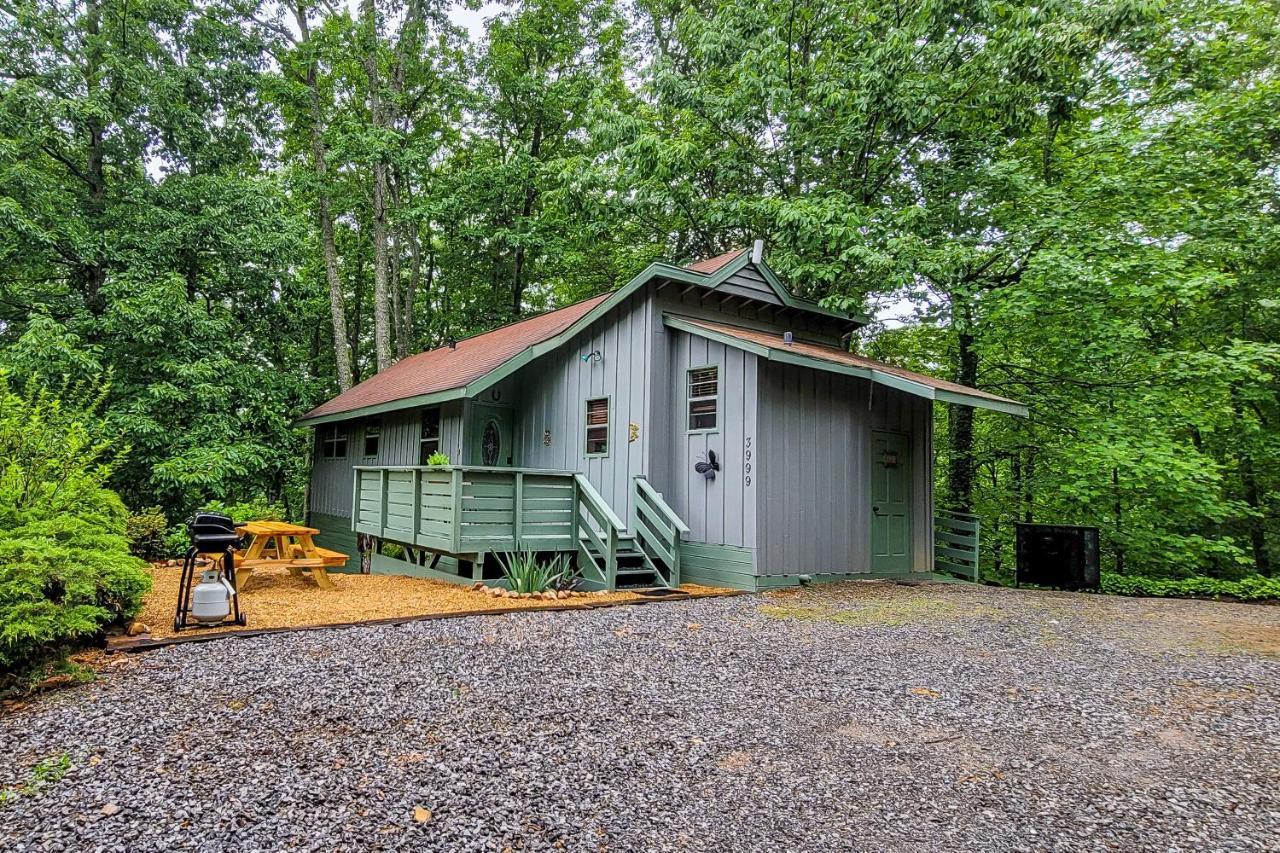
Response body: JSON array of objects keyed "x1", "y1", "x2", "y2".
[
  {"x1": 380, "y1": 542, "x2": 405, "y2": 560},
  {"x1": 0, "y1": 375, "x2": 151, "y2": 676},
  {"x1": 425, "y1": 452, "x2": 451, "y2": 466},
  {"x1": 0, "y1": 0, "x2": 1276, "y2": 587},
  {"x1": 498, "y1": 551, "x2": 567, "y2": 594},
  {"x1": 125, "y1": 507, "x2": 169, "y2": 562},
  {"x1": 1100, "y1": 573, "x2": 1280, "y2": 603},
  {"x1": 0, "y1": 753, "x2": 71, "y2": 805}
]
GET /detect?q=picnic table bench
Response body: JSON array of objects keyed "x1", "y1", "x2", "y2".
[{"x1": 230, "y1": 521, "x2": 350, "y2": 591}]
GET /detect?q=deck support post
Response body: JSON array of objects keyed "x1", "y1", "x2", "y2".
[{"x1": 513, "y1": 471, "x2": 524, "y2": 551}]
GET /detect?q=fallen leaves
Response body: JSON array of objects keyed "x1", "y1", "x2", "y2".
[
  {"x1": 413, "y1": 806, "x2": 433, "y2": 824},
  {"x1": 910, "y1": 687, "x2": 941, "y2": 699}
]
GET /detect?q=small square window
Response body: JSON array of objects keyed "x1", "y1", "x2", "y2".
[
  {"x1": 687, "y1": 366, "x2": 718, "y2": 431},
  {"x1": 321, "y1": 424, "x2": 348, "y2": 459},
  {"x1": 363, "y1": 420, "x2": 381, "y2": 457},
  {"x1": 419, "y1": 407, "x2": 441, "y2": 464},
  {"x1": 585, "y1": 398, "x2": 609, "y2": 456}
]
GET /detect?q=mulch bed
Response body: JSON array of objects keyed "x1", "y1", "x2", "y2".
[{"x1": 113, "y1": 563, "x2": 737, "y2": 651}]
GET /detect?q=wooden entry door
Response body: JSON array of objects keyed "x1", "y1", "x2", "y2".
[
  {"x1": 870, "y1": 430, "x2": 911, "y2": 573},
  {"x1": 470, "y1": 404, "x2": 515, "y2": 466}
]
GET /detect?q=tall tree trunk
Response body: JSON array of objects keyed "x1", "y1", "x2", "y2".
[
  {"x1": 947, "y1": 308, "x2": 977, "y2": 512},
  {"x1": 362, "y1": 0, "x2": 393, "y2": 372},
  {"x1": 511, "y1": 118, "x2": 543, "y2": 317},
  {"x1": 293, "y1": 4, "x2": 354, "y2": 392},
  {"x1": 80, "y1": 0, "x2": 108, "y2": 317}
]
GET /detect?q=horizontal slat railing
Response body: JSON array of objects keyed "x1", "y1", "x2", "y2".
[
  {"x1": 934, "y1": 509, "x2": 980, "y2": 581},
  {"x1": 351, "y1": 465, "x2": 579, "y2": 558},
  {"x1": 631, "y1": 476, "x2": 689, "y2": 587}
]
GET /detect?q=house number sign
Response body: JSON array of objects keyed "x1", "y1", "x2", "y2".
[{"x1": 743, "y1": 436, "x2": 753, "y2": 487}]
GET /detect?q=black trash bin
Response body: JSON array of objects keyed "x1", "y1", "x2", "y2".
[{"x1": 1015, "y1": 523, "x2": 1101, "y2": 590}]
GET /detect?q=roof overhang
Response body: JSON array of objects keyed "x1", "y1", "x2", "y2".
[{"x1": 664, "y1": 314, "x2": 1028, "y2": 417}]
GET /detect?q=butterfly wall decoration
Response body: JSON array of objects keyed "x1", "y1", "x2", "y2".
[{"x1": 695, "y1": 449, "x2": 721, "y2": 481}]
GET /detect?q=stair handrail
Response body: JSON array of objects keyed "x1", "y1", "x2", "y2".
[
  {"x1": 631, "y1": 475, "x2": 688, "y2": 587},
  {"x1": 573, "y1": 474, "x2": 622, "y2": 588}
]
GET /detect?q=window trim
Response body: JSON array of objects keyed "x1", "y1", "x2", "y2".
[
  {"x1": 320, "y1": 423, "x2": 348, "y2": 460},
  {"x1": 419, "y1": 406, "x2": 442, "y2": 464},
  {"x1": 686, "y1": 364, "x2": 720, "y2": 434},
  {"x1": 584, "y1": 396, "x2": 611, "y2": 458},
  {"x1": 362, "y1": 419, "x2": 382, "y2": 458}
]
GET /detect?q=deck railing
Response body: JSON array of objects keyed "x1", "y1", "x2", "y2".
[
  {"x1": 934, "y1": 509, "x2": 980, "y2": 581},
  {"x1": 352, "y1": 465, "x2": 579, "y2": 557},
  {"x1": 572, "y1": 474, "x2": 623, "y2": 588},
  {"x1": 631, "y1": 475, "x2": 689, "y2": 586}
]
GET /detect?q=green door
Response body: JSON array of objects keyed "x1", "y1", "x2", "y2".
[
  {"x1": 870, "y1": 431, "x2": 911, "y2": 573},
  {"x1": 469, "y1": 404, "x2": 515, "y2": 467}
]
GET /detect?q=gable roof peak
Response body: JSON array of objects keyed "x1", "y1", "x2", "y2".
[{"x1": 684, "y1": 247, "x2": 747, "y2": 274}]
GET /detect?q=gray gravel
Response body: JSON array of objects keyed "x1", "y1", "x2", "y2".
[{"x1": 2, "y1": 581, "x2": 1278, "y2": 852}]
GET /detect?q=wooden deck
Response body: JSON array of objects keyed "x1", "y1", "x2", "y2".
[{"x1": 351, "y1": 465, "x2": 688, "y2": 591}]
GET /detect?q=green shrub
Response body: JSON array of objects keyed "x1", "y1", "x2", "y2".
[
  {"x1": 380, "y1": 542, "x2": 404, "y2": 559},
  {"x1": 1100, "y1": 572, "x2": 1280, "y2": 602},
  {"x1": 125, "y1": 506, "x2": 169, "y2": 561},
  {"x1": 498, "y1": 551, "x2": 567, "y2": 593},
  {"x1": 0, "y1": 375, "x2": 151, "y2": 677},
  {"x1": 425, "y1": 452, "x2": 450, "y2": 466}
]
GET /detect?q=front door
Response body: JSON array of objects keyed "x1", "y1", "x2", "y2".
[
  {"x1": 469, "y1": 403, "x2": 515, "y2": 466},
  {"x1": 870, "y1": 430, "x2": 911, "y2": 573}
]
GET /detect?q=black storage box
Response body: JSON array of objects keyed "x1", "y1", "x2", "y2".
[{"x1": 1015, "y1": 523, "x2": 1101, "y2": 590}]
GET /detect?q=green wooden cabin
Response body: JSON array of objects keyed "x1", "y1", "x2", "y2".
[{"x1": 297, "y1": 245, "x2": 1026, "y2": 591}]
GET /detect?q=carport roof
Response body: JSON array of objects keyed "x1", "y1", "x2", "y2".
[{"x1": 666, "y1": 315, "x2": 1028, "y2": 417}]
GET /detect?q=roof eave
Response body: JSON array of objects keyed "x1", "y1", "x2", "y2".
[
  {"x1": 664, "y1": 314, "x2": 1028, "y2": 417},
  {"x1": 293, "y1": 387, "x2": 468, "y2": 428}
]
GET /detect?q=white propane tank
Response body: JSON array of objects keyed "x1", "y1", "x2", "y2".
[{"x1": 191, "y1": 569, "x2": 234, "y2": 622}]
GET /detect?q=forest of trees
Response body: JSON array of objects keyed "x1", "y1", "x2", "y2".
[{"x1": 0, "y1": 0, "x2": 1275, "y2": 580}]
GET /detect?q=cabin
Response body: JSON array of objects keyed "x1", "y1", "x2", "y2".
[{"x1": 296, "y1": 245, "x2": 1026, "y2": 591}]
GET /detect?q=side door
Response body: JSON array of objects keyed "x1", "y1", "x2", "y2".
[{"x1": 869, "y1": 430, "x2": 911, "y2": 573}]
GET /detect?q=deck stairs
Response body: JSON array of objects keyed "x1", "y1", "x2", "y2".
[
  {"x1": 579, "y1": 533, "x2": 670, "y2": 589},
  {"x1": 573, "y1": 474, "x2": 690, "y2": 591}
]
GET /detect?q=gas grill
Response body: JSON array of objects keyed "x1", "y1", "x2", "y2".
[{"x1": 173, "y1": 511, "x2": 247, "y2": 631}]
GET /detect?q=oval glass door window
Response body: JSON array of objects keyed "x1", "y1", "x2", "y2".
[{"x1": 481, "y1": 419, "x2": 501, "y2": 466}]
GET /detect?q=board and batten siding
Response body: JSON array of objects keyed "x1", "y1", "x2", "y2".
[
  {"x1": 653, "y1": 329, "x2": 758, "y2": 550},
  {"x1": 307, "y1": 400, "x2": 464, "y2": 520},
  {"x1": 755, "y1": 361, "x2": 934, "y2": 576},
  {"x1": 510, "y1": 292, "x2": 655, "y2": 515}
]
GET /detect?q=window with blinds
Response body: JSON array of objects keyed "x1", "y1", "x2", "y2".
[
  {"x1": 687, "y1": 366, "x2": 719, "y2": 431},
  {"x1": 585, "y1": 397, "x2": 609, "y2": 455}
]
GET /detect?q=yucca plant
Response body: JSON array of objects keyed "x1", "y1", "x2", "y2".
[{"x1": 498, "y1": 551, "x2": 567, "y2": 594}]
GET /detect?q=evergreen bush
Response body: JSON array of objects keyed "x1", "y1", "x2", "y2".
[{"x1": 0, "y1": 375, "x2": 151, "y2": 678}]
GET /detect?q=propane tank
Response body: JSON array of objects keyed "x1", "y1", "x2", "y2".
[{"x1": 191, "y1": 569, "x2": 235, "y2": 622}]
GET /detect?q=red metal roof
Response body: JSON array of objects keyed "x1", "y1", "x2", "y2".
[
  {"x1": 678, "y1": 318, "x2": 1024, "y2": 408},
  {"x1": 684, "y1": 248, "x2": 746, "y2": 274},
  {"x1": 300, "y1": 294, "x2": 609, "y2": 422}
]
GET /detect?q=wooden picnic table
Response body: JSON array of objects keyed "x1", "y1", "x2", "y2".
[{"x1": 231, "y1": 521, "x2": 349, "y2": 591}]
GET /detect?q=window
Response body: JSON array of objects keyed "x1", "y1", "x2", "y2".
[
  {"x1": 419, "y1": 407, "x2": 441, "y2": 464},
  {"x1": 585, "y1": 397, "x2": 609, "y2": 456},
  {"x1": 687, "y1": 366, "x2": 719, "y2": 431},
  {"x1": 363, "y1": 419, "x2": 381, "y2": 457},
  {"x1": 320, "y1": 424, "x2": 347, "y2": 459}
]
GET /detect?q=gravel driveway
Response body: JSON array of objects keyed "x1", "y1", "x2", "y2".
[{"x1": 3, "y1": 581, "x2": 1278, "y2": 852}]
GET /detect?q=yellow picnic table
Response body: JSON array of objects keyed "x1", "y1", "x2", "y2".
[{"x1": 232, "y1": 521, "x2": 349, "y2": 591}]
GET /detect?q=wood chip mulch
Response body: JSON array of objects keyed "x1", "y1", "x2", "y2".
[{"x1": 114, "y1": 564, "x2": 735, "y2": 649}]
